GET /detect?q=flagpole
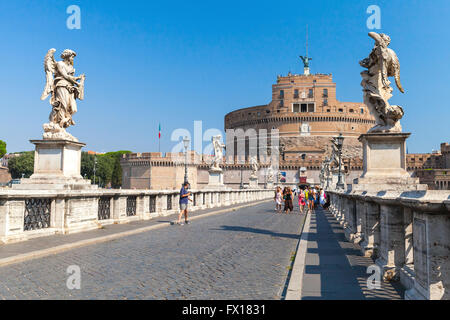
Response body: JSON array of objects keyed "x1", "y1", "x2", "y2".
[{"x1": 158, "y1": 123, "x2": 161, "y2": 154}]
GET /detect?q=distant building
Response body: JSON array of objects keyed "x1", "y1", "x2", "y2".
[
  {"x1": 86, "y1": 151, "x2": 105, "y2": 155},
  {"x1": 120, "y1": 151, "x2": 275, "y2": 190},
  {"x1": 0, "y1": 166, "x2": 11, "y2": 184},
  {"x1": 415, "y1": 143, "x2": 450, "y2": 190},
  {"x1": 1, "y1": 153, "x2": 20, "y2": 168},
  {"x1": 120, "y1": 66, "x2": 449, "y2": 190}
]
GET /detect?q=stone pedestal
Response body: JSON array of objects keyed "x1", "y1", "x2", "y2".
[
  {"x1": 353, "y1": 133, "x2": 426, "y2": 191},
  {"x1": 14, "y1": 139, "x2": 95, "y2": 190},
  {"x1": 204, "y1": 168, "x2": 229, "y2": 190},
  {"x1": 265, "y1": 181, "x2": 274, "y2": 190},
  {"x1": 249, "y1": 175, "x2": 259, "y2": 188}
]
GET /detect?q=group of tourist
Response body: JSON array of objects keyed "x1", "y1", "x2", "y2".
[{"x1": 274, "y1": 185, "x2": 328, "y2": 214}]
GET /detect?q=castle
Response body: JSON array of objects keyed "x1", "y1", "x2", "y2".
[{"x1": 120, "y1": 68, "x2": 449, "y2": 190}]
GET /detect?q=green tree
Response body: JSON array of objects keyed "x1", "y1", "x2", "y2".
[
  {"x1": 81, "y1": 152, "x2": 95, "y2": 180},
  {"x1": 96, "y1": 154, "x2": 115, "y2": 187},
  {"x1": 106, "y1": 150, "x2": 131, "y2": 188},
  {"x1": 8, "y1": 152, "x2": 34, "y2": 179},
  {"x1": 0, "y1": 140, "x2": 6, "y2": 159}
]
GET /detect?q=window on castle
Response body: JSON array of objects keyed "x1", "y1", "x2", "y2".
[
  {"x1": 294, "y1": 89, "x2": 299, "y2": 99},
  {"x1": 349, "y1": 109, "x2": 354, "y2": 113},
  {"x1": 279, "y1": 90, "x2": 284, "y2": 99},
  {"x1": 323, "y1": 89, "x2": 328, "y2": 98},
  {"x1": 280, "y1": 100, "x2": 284, "y2": 107},
  {"x1": 293, "y1": 104, "x2": 300, "y2": 113},
  {"x1": 301, "y1": 104, "x2": 307, "y2": 112},
  {"x1": 323, "y1": 99, "x2": 328, "y2": 106},
  {"x1": 307, "y1": 103, "x2": 315, "y2": 112},
  {"x1": 308, "y1": 89, "x2": 313, "y2": 98},
  {"x1": 327, "y1": 109, "x2": 331, "y2": 112},
  {"x1": 338, "y1": 108, "x2": 343, "y2": 112},
  {"x1": 361, "y1": 108, "x2": 364, "y2": 114}
]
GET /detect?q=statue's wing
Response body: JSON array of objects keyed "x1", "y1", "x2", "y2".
[
  {"x1": 368, "y1": 32, "x2": 384, "y2": 47},
  {"x1": 391, "y1": 51, "x2": 405, "y2": 93},
  {"x1": 40, "y1": 48, "x2": 57, "y2": 100}
]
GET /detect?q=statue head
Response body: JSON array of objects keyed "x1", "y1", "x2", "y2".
[{"x1": 61, "y1": 49, "x2": 77, "y2": 65}]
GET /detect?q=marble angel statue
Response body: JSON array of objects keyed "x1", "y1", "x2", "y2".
[
  {"x1": 41, "y1": 48, "x2": 85, "y2": 141},
  {"x1": 360, "y1": 32, "x2": 404, "y2": 133},
  {"x1": 266, "y1": 166, "x2": 274, "y2": 183},
  {"x1": 250, "y1": 156, "x2": 259, "y2": 177},
  {"x1": 210, "y1": 135, "x2": 225, "y2": 170}
]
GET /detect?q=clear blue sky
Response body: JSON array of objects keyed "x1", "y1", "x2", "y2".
[{"x1": 1, "y1": 0, "x2": 449, "y2": 154}]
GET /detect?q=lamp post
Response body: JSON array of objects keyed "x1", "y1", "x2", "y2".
[
  {"x1": 325, "y1": 161, "x2": 331, "y2": 190},
  {"x1": 183, "y1": 136, "x2": 190, "y2": 185},
  {"x1": 276, "y1": 143, "x2": 285, "y2": 187},
  {"x1": 336, "y1": 133, "x2": 345, "y2": 190},
  {"x1": 240, "y1": 166, "x2": 244, "y2": 189},
  {"x1": 280, "y1": 143, "x2": 286, "y2": 161}
]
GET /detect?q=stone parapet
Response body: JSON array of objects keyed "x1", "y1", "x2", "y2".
[
  {"x1": 327, "y1": 189, "x2": 450, "y2": 300},
  {"x1": 0, "y1": 188, "x2": 273, "y2": 244}
]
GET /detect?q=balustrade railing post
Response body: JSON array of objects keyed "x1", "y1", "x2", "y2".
[
  {"x1": 360, "y1": 201, "x2": 380, "y2": 258},
  {"x1": 54, "y1": 196, "x2": 65, "y2": 232},
  {"x1": 405, "y1": 209, "x2": 450, "y2": 300},
  {"x1": 338, "y1": 195, "x2": 345, "y2": 224},
  {"x1": 344, "y1": 198, "x2": 357, "y2": 242},
  {"x1": 136, "y1": 195, "x2": 145, "y2": 219},
  {"x1": 375, "y1": 204, "x2": 406, "y2": 282},
  {"x1": 112, "y1": 195, "x2": 125, "y2": 221},
  {"x1": 0, "y1": 199, "x2": 7, "y2": 242},
  {"x1": 353, "y1": 199, "x2": 364, "y2": 243}
]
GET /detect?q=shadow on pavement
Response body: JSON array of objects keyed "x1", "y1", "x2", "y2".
[
  {"x1": 301, "y1": 208, "x2": 404, "y2": 300},
  {"x1": 211, "y1": 226, "x2": 301, "y2": 240}
]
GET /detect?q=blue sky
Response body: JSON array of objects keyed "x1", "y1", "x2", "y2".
[{"x1": 0, "y1": 0, "x2": 449, "y2": 154}]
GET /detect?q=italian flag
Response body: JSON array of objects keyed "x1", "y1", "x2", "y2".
[{"x1": 158, "y1": 123, "x2": 161, "y2": 139}]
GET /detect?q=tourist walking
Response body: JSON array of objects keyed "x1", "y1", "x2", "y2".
[
  {"x1": 298, "y1": 187, "x2": 306, "y2": 214},
  {"x1": 274, "y1": 186, "x2": 283, "y2": 213},
  {"x1": 319, "y1": 188, "x2": 326, "y2": 207},
  {"x1": 308, "y1": 186, "x2": 316, "y2": 212},
  {"x1": 284, "y1": 187, "x2": 294, "y2": 214},
  {"x1": 176, "y1": 182, "x2": 192, "y2": 225},
  {"x1": 323, "y1": 191, "x2": 331, "y2": 210}
]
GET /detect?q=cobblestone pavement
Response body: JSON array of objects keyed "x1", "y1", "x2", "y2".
[{"x1": 0, "y1": 202, "x2": 305, "y2": 300}]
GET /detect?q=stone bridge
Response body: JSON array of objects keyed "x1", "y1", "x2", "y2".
[
  {"x1": 327, "y1": 190, "x2": 450, "y2": 300},
  {"x1": 0, "y1": 187, "x2": 448, "y2": 300}
]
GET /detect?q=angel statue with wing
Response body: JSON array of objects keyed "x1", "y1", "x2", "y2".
[
  {"x1": 41, "y1": 48, "x2": 85, "y2": 141},
  {"x1": 210, "y1": 135, "x2": 226, "y2": 170},
  {"x1": 360, "y1": 32, "x2": 404, "y2": 133},
  {"x1": 250, "y1": 156, "x2": 259, "y2": 178}
]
